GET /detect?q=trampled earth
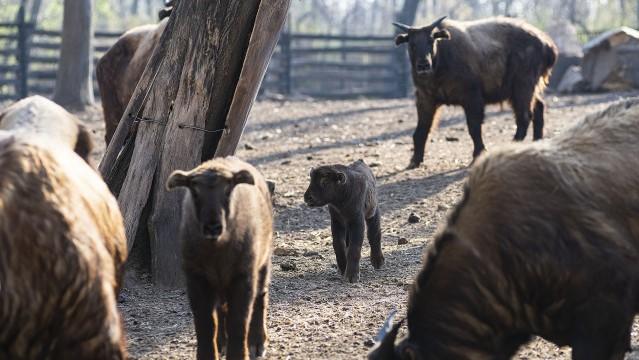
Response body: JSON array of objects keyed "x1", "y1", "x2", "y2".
[{"x1": 69, "y1": 91, "x2": 639, "y2": 359}]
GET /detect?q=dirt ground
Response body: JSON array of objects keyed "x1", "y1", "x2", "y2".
[{"x1": 71, "y1": 91, "x2": 639, "y2": 359}]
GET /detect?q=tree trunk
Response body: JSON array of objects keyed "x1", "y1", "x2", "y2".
[
  {"x1": 99, "y1": 0, "x2": 290, "y2": 287},
  {"x1": 53, "y1": 0, "x2": 94, "y2": 110},
  {"x1": 397, "y1": 0, "x2": 421, "y2": 25}
]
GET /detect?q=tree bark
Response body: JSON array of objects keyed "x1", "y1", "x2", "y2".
[
  {"x1": 397, "y1": 0, "x2": 422, "y2": 25},
  {"x1": 53, "y1": 0, "x2": 94, "y2": 110},
  {"x1": 99, "y1": 0, "x2": 290, "y2": 287}
]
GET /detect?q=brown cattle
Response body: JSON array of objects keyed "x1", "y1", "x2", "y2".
[
  {"x1": 303, "y1": 159, "x2": 384, "y2": 283},
  {"x1": 96, "y1": 19, "x2": 167, "y2": 144},
  {"x1": 0, "y1": 132, "x2": 128, "y2": 359},
  {"x1": 370, "y1": 99, "x2": 639, "y2": 359},
  {"x1": 394, "y1": 16, "x2": 557, "y2": 168},
  {"x1": 167, "y1": 156, "x2": 274, "y2": 360}
]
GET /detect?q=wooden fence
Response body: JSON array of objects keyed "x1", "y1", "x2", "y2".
[{"x1": 0, "y1": 11, "x2": 409, "y2": 102}]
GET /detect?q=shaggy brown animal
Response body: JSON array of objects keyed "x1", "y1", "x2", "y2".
[
  {"x1": 394, "y1": 16, "x2": 557, "y2": 168},
  {"x1": 167, "y1": 156, "x2": 273, "y2": 360},
  {"x1": 303, "y1": 160, "x2": 384, "y2": 283},
  {"x1": 370, "y1": 98, "x2": 639, "y2": 359},
  {"x1": 0, "y1": 95, "x2": 93, "y2": 163},
  {"x1": 96, "y1": 18, "x2": 167, "y2": 144},
  {"x1": 0, "y1": 132, "x2": 128, "y2": 359}
]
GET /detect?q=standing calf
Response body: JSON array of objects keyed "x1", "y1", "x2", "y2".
[
  {"x1": 370, "y1": 99, "x2": 639, "y2": 359},
  {"x1": 0, "y1": 95, "x2": 93, "y2": 163},
  {"x1": 394, "y1": 16, "x2": 557, "y2": 168},
  {"x1": 167, "y1": 157, "x2": 273, "y2": 360},
  {"x1": 0, "y1": 132, "x2": 127, "y2": 359},
  {"x1": 304, "y1": 159, "x2": 384, "y2": 283}
]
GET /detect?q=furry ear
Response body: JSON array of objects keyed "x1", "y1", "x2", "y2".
[
  {"x1": 233, "y1": 170, "x2": 255, "y2": 186},
  {"x1": 336, "y1": 172, "x2": 346, "y2": 185},
  {"x1": 432, "y1": 29, "x2": 450, "y2": 41},
  {"x1": 166, "y1": 170, "x2": 191, "y2": 190},
  {"x1": 395, "y1": 33, "x2": 409, "y2": 46}
]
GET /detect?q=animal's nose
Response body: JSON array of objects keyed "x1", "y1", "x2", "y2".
[
  {"x1": 204, "y1": 223, "x2": 223, "y2": 239},
  {"x1": 416, "y1": 62, "x2": 431, "y2": 72}
]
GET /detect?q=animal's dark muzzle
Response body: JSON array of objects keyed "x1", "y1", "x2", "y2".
[
  {"x1": 303, "y1": 193, "x2": 320, "y2": 207},
  {"x1": 203, "y1": 223, "x2": 223, "y2": 240},
  {"x1": 416, "y1": 62, "x2": 432, "y2": 75}
]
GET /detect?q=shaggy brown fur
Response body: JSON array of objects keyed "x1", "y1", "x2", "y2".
[
  {"x1": 0, "y1": 133, "x2": 127, "y2": 359},
  {"x1": 303, "y1": 160, "x2": 384, "y2": 283},
  {"x1": 370, "y1": 98, "x2": 639, "y2": 359},
  {"x1": 0, "y1": 95, "x2": 93, "y2": 163},
  {"x1": 394, "y1": 16, "x2": 557, "y2": 168},
  {"x1": 96, "y1": 19, "x2": 167, "y2": 145},
  {"x1": 167, "y1": 156, "x2": 273, "y2": 360}
]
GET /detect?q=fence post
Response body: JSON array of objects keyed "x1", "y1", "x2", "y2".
[
  {"x1": 16, "y1": 5, "x2": 30, "y2": 99},
  {"x1": 394, "y1": 46, "x2": 410, "y2": 98},
  {"x1": 280, "y1": 31, "x2": 292, "y2": 95}
]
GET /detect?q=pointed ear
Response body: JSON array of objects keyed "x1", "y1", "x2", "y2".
[
  {"x1": 336, "y1": 172, "x2": 346, "y2": 185},
  {"x1": 233, "y1": 170, "x2": 255, "y2": 186},
  {"x1": 432, "y1": 29, "x2": 450, "y2": 41},
  {"x1": 395, "y1": 33, "x2": 409, "y2": 46},
  {"x1": 166, "y1": 170, "x2": 192, "y2": 190}
]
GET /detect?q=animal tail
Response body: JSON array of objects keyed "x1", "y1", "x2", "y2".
[{"x1": 74, "y1": 122, "x2": 94, "y2": 165}]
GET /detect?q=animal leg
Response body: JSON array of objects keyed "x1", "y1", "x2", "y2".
[
  {"x1": 511, "y1": 85, "x2": 535, "y2": 141},
  {"x1": 344, "y1": 215, "x2": 366, "y2": 283},
  {"x1": 409, "y1": 92, "x2": 440, "y2": 169},
  {"x1": 186, "y1": 275, "x2": 218, "y2": 360},
  {"x1": 216, "y1": 303, "x2": 228, "y2": 356},
  {"x1": 226, "y1": 277, "x2": 257, "y2": 360},
  {"x1": 329, "y1": 207, "x2": 347, "y2": 275},
  {"x1": 532, "y1": 97, "x2": 545, "y2": 140},
  {"x1": 248, "y1": 264, "x2": 270, "y2": 359},
  {"x1": 366, "y1": 207, "x2": 384, "y2": 269},
  {"x1": 462, "y1": 98, "x2": 486, "y2": 159}
]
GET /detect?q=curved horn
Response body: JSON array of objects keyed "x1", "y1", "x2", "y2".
[
  {"x1": 375, "y1": 309, "x2": 397, "y2": 342},
  {"x1": 431, "y1": 16, "x2": 447, "y2": 28},
  {"x1": 368, "y1": 312, "x2": 405, "y2": 360},
  {"x1": 392, "y1": 22, "x2": 412, "y2": 32}
]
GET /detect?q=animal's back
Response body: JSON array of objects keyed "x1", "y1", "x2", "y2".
[
  {"x1": 0, "y1": 133, "x2": 126, "y2": 359},
  {"x1": 0, "y1": 95, "x2": 81, "y2": 149},
  {"x1": 440, "y1": 17, "x2": 556, "y2": 97},
  {"x1": 348, "y1": 160, "x2": 377, "y2": 218}
]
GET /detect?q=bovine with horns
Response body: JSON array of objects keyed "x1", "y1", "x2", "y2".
[
  {"x1": 394, "y1": 16, "x2": 557, "y2": 168},
  {"x1": 369, "y1": 98, "x2": 639, "y2": 359}
]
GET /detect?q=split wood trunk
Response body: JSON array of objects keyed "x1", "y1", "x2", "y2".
[{"x1": 99, "y1": 0, "x2": 290, "y2": 287}]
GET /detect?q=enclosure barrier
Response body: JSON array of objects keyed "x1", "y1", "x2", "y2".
[{"x1": 0, "y1": 15, "x2": 604, "y2": 102}]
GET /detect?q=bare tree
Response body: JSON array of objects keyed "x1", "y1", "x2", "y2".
[{"x1": 53, "y1": 0, "x2": 94, "y2": 110}]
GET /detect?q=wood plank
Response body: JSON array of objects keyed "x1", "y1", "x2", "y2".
[{"x1": 215, "y1": 0, "x2": 291, "y2": 156}]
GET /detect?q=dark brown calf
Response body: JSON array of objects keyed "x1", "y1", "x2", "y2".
[
  {"x1": 370, "y1": 99, "x2": 639, "y2": 359},
  {"x1": 394, "y1": 16, "x2": 557, "y2": 168},
  {"x1": 304, "y1": 159, "x2": 384, "y2": 283},
  {"x1": 167, "y1": 156, "x2": 273, "y2": 360}
]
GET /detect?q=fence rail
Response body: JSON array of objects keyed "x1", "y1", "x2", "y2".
[
  {"x1": 0, "y1": 12, "x2": 413, "y2": 102},
  {"x1": 0, "y1": 18, "x2": 608, "y2": 103}
]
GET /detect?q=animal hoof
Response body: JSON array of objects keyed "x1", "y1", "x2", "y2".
[
  {"x1": 371, "y1": 254, "x2": 385, "y2": 269},
  {"x1": 344, "y1": 271, "x2": 360, "y2": 283},
  {"x1": 249, "y1": 343, "x2": 266, "y2": 359},
  {"x1": 406, "y1": 161, "x2": 421, "y2": 170}
]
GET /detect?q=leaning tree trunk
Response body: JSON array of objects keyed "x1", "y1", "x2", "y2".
[
  {"x1": 397, "y1": 0, "x2": 422, "y2": 26},
  {"x1": 99, "y1": 0, "x2": 290, "y2": 287},
  {"x1": 53, "y1": 0, "x2": 94, "y2": 110}
]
